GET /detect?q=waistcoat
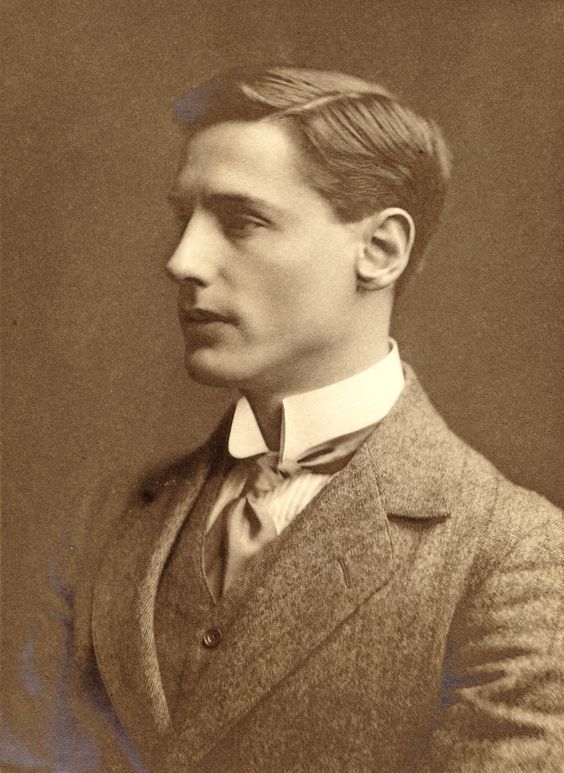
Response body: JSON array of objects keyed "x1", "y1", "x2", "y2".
[{"x1": 154, "y1": 452, "x2": 297, "y2": 720}]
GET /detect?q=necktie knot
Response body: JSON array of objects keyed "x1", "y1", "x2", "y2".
[
  {"x1": 245, "y1": 419, "x2": 379, "y2": 483},
  {"x1": 244, "y1": 452, "x2": 302, "y2": 496}
]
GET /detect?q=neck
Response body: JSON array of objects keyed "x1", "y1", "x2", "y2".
[
  {"x1": 242, "y1": 394, "x2": 284, "y2": 451},
  {"x1": 242, "y1": 336, "x2": 391, "y2": 452}
]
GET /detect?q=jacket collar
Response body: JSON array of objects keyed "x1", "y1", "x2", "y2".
[{"x1": 364, "y1": 362, "x2": 460, "y2": 519}]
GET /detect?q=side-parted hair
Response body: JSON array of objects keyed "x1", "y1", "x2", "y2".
[{"x1": 174, "y1": 66, "x2": 452, "y2": 289}]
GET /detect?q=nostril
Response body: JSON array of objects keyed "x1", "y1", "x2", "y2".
[
  {"x1": 181, "y1": 275, "x2": 206, "y2": 287},
  {"x1": 164, "y1": 262, "x2": 207, "y2": 287},
  {"x1": 165, "y1": 255, "x2": 191, "y2": 281}
]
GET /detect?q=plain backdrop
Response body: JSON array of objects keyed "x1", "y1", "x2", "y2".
[{"x1": 3, "y1": 0, "x2": 563, "y2": 700}]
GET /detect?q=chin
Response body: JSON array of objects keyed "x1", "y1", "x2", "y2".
[{"x1": 183, "y1": 347, "x2": 252, "y2": 389}]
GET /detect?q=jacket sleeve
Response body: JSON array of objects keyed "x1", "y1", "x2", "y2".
[
  {"x1": 415, "y1": 491, "x2": 564, "y2": 772},
  {"x1": 0, "y1": 475, "x2": 139, "y2": 772}
]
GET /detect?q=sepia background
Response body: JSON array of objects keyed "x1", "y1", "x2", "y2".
[{"x1": 3, "y1": 0, "x2": 563, "y2": 699}]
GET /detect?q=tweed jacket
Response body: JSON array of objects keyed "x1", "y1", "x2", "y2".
[{"x1": 5, "y1": 367, "x2": 563, "y2": 772}]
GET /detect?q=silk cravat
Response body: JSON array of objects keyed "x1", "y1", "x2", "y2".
[{"x1": 204, "y1": 422, "x2": 378, "y2": 598}]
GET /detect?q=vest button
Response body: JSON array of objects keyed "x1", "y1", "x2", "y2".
[{"x1": 202, "y1": 627, "x2": 222, "y2": 649}]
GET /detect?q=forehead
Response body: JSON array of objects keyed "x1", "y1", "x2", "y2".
[{"x1": 175, "y1": 120, "x2": 325, "y2": 210}]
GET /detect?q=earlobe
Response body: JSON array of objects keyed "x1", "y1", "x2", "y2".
[{"x1": 355, "y1": 208, "x2": 415, "y2": 291}]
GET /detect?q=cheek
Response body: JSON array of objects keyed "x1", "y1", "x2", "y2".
[
  {"x1": 235, "y1": 235, "x2": 355, "y2": 321},
  {"x1": 261, "y1": 275, "x2": 350, "y2": 337},
  {"x1": 261, "y1": 270, "x2": 318, "y2": 312},
  {"x1": 292, "y1": 260, "x2": 355, "y2": 315}
]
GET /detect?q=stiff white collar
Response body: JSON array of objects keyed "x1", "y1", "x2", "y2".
[{"x1": 228, "y1": 339, "x2": 405, "y2": 463}]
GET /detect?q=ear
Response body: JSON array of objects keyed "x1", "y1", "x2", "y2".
[{"x1": 355, "y1": 208, "x2": 415, "y2": 291}]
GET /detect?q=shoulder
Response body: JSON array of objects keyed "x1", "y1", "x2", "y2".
[
  {"x1": 446, "y1": 419, "x2": 561, "y2": 535},
  {"x1": 394, "y1": 364, "x2": 561, "y2": 560},
  {"x1": 408, "y1": 392, "x2": 564, "y2": 672},
  {"x1": 458, "y1": 443, "x2": 563, "y2": 578},
  {"x1": 412, "y1": 397, "x2": 564, "y2": 605},
  {"x1": 403, "y1": 363, "x2": 560, "y2": 522}
]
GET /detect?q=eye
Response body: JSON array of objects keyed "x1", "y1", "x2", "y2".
[{"x1": 220, "y1": 210, "x2": 269, "y2": 236}]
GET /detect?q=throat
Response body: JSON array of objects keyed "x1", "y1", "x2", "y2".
[{"x1": 243, "y1": 394, "x2": 283, "y2": 452}]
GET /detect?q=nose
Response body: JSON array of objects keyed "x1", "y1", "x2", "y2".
[{"x1": 165, "y1": 212, "x2": 219, "y2": 286}]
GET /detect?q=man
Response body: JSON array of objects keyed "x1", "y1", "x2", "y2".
[{"x1": 5, "y1": 66, "x2": 563, "y2": 771}]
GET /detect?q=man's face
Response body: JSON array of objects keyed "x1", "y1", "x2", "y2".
[{"x1": 167, "y1": 120, "x2": 364, "y2": 394}]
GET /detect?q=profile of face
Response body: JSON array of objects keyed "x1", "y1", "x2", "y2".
[{"x1": 166, "y1": 120, "x2": 399, "y2": 395}]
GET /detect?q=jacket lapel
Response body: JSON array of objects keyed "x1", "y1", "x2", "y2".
[{"x1": 90, "y1": 436, "x2": 220, "y2": 757}]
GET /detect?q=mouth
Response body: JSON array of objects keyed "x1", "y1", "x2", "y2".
[{"x1": 182, "y1": 308, "x2": 234, "y2": 325}]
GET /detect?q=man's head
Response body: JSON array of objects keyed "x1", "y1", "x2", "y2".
[{"x1": 167, "y1": 66, "x2": 451, "y2": 394}]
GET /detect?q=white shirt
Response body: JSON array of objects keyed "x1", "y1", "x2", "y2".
[{"x1": 206, "y1": 340, "x2": 405, "y2": 536}]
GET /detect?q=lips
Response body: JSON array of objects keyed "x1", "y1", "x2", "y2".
[{"x1": 182, "y1": 307, "x2": 233, "y2": 324}]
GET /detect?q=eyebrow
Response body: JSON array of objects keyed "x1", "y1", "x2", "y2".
[{"x1": 167, "y1": 189, "x2": 284, "y2": 218}]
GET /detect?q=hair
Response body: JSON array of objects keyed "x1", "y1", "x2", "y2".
[{"x1": 174, "y1": 66, "x2": 452, "y2": 290}]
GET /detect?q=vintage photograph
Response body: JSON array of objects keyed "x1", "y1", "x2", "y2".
[{"x1": 3, "y1": 1, "x2": 563, "y2": 771}]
